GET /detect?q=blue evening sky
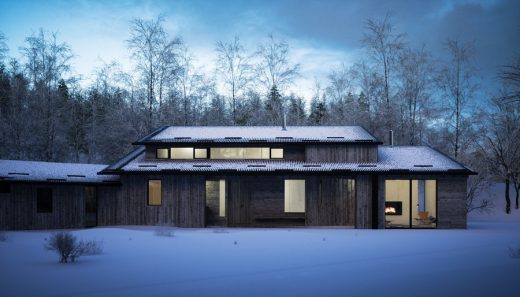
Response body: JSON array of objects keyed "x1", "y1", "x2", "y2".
[{"x1": 0, "y1": 0, "x2": 518, "y2": 101}]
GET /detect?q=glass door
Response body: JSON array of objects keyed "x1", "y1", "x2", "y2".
[
  {"x1": 384, "y1": 180, "x2": 411, "y2": 228},
  {"x1": 385, "y1": 179, "x2": 437, "y2": 229},
  {"x1": 411, "y1": 180, "x2": 437, "y2": 228}
]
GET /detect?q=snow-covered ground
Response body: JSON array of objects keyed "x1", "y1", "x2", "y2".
[{"x1": 1, "y1": 184, "x2": 519, "y2": 297}]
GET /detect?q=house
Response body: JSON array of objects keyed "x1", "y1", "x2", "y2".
[{"x1": 0, "y1": 125, "x2": 475, "y2": 230}]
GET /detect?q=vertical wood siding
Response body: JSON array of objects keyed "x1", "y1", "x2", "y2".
[{"x1": 305, "y1": 144, "x2": 378, "y2": 163}]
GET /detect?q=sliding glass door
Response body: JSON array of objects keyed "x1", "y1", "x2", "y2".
[{"x1": 385, "y1": 179, "x2": 437, "y2": 229}]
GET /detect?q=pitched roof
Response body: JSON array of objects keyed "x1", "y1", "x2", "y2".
[
  {"x1": 134, "y1": 126, "x2": 380, "y2": 144},
  {"x1": 0, "y1": 160, "x2": 119, "y2": 184},
  {"x1": 101, "y1": 145, "x2": 474, "y2": 174}
]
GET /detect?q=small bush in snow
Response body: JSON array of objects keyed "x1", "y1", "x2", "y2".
[
  {"x1": 155, "y1": 225, "x2": 175, "y2": 237},
  {"x1": 509, "y1": 246, "x2": 520, "y2": 259},
  {"x1": 44, "y1": 232, "x2": 103, "y2": 263},
  {"x1": 0, "y1": 231, "x2": 7, "y2": 242}
]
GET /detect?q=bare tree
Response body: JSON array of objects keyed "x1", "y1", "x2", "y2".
[
  {"x1": 255, "y1": 34, "x2": 300, "y2": 94},
  {"x1": 215, "y1": 36, "x2": 251, "y2": 125},
  {"x1": 20, "y1": 29, "x2": 73, "y2": 161},
  {"x1": 499, "y1": 56, "x2": 520, "y2": 102},
  {"x1": 397, "y1": 46, "x2": 435, "y2": 145},
  {"x1": 436, "y1": 38, "x2": 478, "y2": 159},
  {"x1": 362, "y1": 13, "x2": 405, "y2": 108},
  {"x1": 127, "y1": 16, "x2": 182, "y2": 131},
  {"x1": 477, "y1": 97, "x2": 520, "y2": 214},
  {"x1": 0, "y1": 31, "x2": 8, "y2": 64}
]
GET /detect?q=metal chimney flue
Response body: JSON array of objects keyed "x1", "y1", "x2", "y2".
[
  {"x1": 282, "y1": 113, "x2": 287, "y2": 131},
  {"x1": 389, "y1": 130, "x2": 394, "y2": 147}
]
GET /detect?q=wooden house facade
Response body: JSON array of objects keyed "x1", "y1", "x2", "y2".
[{"x1": 0, "y1": 126, "x2": 474, "y2": 230}]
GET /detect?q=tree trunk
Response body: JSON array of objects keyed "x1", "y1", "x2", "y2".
[
  {"x1": 505, "y1": 177, "x2": 511, "y2": 214},
  {"x1": 514, "y1": 182, "x2": 519, "y2": 210}
]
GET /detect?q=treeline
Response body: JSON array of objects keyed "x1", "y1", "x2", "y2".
[{"x1": 0, "y1": 15, "x2": 519, "y2": 212}]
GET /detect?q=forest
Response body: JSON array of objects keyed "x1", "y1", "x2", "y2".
[{"x1": 0, "y1": 15, "x2": 519, "y2": 213}]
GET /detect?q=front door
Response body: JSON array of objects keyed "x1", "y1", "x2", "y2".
[{"x1": 205, "y1": 179, "x2": 226, "y2": 226}]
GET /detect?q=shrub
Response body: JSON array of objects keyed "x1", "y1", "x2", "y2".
[{"x1": 44, "y1": 232, "x2": 103, "y2": 263}]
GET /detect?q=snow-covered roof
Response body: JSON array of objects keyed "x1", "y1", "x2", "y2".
[
  {"x1": 101, "y1": 145, "x2": 473, "y2": 174},
  {"x1": 0, "y1": 160, "x2": 119, "y2": 184},
  {"x1": 136, "y1": 126, "x2": 379, "y2": 143}
]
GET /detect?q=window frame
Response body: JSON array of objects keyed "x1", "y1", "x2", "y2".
[
  {"x1": 156, "y1": 148, "x2": 170, "y2": 159},
  {"x1": 36, "y1": 188, "x2": 53, "y2": 213},
  {"x1": 194, "y1": 148, "x2": 209, "y2": 159},
  {"x1": 270, "y1": 148, "x2": 284, "y2": 159},
  {"x1": 147, "y1": 179, "x2": 162, "y2": 206},
  {"x1": 284, "y1": 179, "x2": 306, "y2": 213},
  {"x1": 170, "y1": 147, "x2": 194, "y2": 159}
]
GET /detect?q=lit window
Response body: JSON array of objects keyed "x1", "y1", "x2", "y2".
[
  {"x1": 171, "y1": 147, "x2": 193, "y2": 159},
  {"x1": 157, "y1": 148, "x2": 169, "y2": 159},
  {"x1": 219, "y1": 179, "x2": 226, "y2": 217},
  {"x1": 270, "y1": 148, "x2": 284, "y2": 159},
  {"x1": 284, "y1": 180, "x2": 305, "y2": 213},
  {"x1": 148, "y1": 180, "x2": 162, "y2": 206},
  {"x1": 210, "y1": 148, "x2": 270, "y2": 159},
  {"x1": 194, "y1": 148, "x2": 208, "y2": 159},
  {"x1": 37, "y1": 188, "x2": 53, "y2": 213}
]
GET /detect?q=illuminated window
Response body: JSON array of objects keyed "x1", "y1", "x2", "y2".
[
  {"x1": 148, "y1": 180, "x2": 162, "y2": 206},
  {"x1": 270, "y1": 148, "x2": 284, "y2": 159},
  {"x1": 156, "y1": 148, "x2": 169, "y2": 159},
  {"x1": 194, "y1": 148, "x2": 208, "y2": 159},
  {"x1": 284, "y1": 180, "x2": 305, "y2": 213},
  {"x1": 171, "y1": 147, "x2": 193, "y2": 159},
  {"x1": 37, "y1": 188, "x2": 53, "y2": 213},
  {"x1": 210, "y1": 148, "x2": 270, "y2": 159}
]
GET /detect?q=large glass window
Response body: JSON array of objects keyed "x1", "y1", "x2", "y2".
[
  {"x1": 170, "y1": 147, "x2": 193, "y2": 159},
  {"x1": 156, "y1": 148, "x2": 169, "y2": 159},
  {"x1": 270, "y1": 148, "x2": 284, "y2": 159},
  {"x1": 411, "y1": 180, "x2": 437, "y2": 228},
  {"x1": 148, "y1": 180, "x2": 162, "y2": 206},
  {"x1": 37, "y1": 188, "x2": 53, "y2": 213},
  {"x1": 284, "y1": 179, "x2": 305, "y2": 213},
  {"x1": 205, "y1": 179, "x2": 226, "y2": 225},
  {"x1": 385, "y1": 179, "x2": 436, "y2": 228},
  {"x1": 194, "y1": 148, "x2": 208, "y2": 159},
  {"x1": 210, "y1": 147, "x2": 270, "y2": 159}
]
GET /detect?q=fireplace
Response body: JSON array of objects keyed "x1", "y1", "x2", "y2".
[{"x1": 385, "y1": 201, "x2": 402, "y2": 216}]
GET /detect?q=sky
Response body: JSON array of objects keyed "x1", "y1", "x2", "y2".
[{"x1": 0, "y1": 0, "x2": 519, "y2": 101}]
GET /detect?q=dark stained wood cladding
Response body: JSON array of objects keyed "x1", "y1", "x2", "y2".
[
  {"x1": 378, "y1": 175, "x2": 468, "y2": 229},
  {"x1": 306, "y1": 176, "x2": 356, "y2": 226},
  {"x1": 305, "y1": 144, "x2": 378, "y2": 163},
  {"x1": 0, "y1": 183, "x2": 114, "y2": 230},
  {"x1": 97, "y1": 174, "x2": 205, "y2": 228},
  {"x1": 355, "y1": 175, "x2": 373, "y2": 228}
]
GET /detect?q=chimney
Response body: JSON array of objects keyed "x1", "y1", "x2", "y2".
[
  {"x1": 282, "y1": 113, "x2": 287, "y2": 131},
  {"x1": 389, "y1": 130, "x2": 394, "y2": 147}
]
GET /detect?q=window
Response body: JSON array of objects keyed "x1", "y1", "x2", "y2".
[
  {"x1": 210, "y1": 147, "x2": 270, "y2": 159},
  {"x1": 385, "y1": 179, "x2": 437, "y2": 229},
  {"x1": 156, "y1": 148, "x2": 169, "y2": 159},
  {"x1": 148, "y1": 180, "x2": 162, "y2": 206},
  {"x1": 284, "y1": 180, "x2": 305, "y2": 213},
  {"x1": 37, "y1": 188, "x2": 53, "y2": 213},
  {"x1": 270, "y1": 148, "x2": 284, "y2": 159},
  {"x1": 171, "y1": 147, "x2": 193, "y2": 159},
  {"x1": 194, "y1": 148, "x2": 208, "y2": 159},
  {"x1": 0, "y1": 182, "x2": 10, "y2": 193}
]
